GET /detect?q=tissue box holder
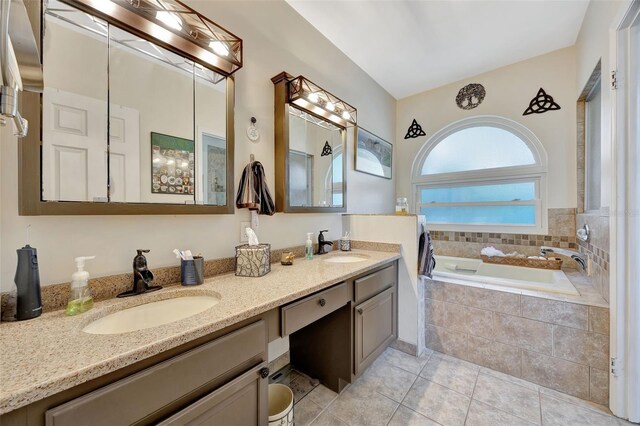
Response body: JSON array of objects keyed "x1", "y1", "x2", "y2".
[{"x1": 235, "y1": 244, "x2": 271, "y2": 277}]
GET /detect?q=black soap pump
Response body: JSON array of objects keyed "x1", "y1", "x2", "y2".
[{"x1": 14, "y1": 243, "x2": 42, "y2": 321}]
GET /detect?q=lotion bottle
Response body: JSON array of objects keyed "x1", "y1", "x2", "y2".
[
  {"x1": 65, "y1": 256, "x2": 96, "y2": 316},
  {"x1": 305, "y1": 233, "x2": 314, "y2": 260}
]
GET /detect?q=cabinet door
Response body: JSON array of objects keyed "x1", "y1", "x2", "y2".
[
  {"x1": 354, "y1": 287, "x2": 397, "y2": 375},
  {"x1": 158, "y1": 364, "x2": 268, "y2": 426}
]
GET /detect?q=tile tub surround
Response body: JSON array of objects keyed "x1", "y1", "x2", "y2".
[
  {"x1": 577, "y1": 212, "x2": 610, "y2": 302},
  {"x1": 0, "y1": 240, "x2": 398, "y2": 319},
  {"x1": 430, "y1": 208, "x2": 583, "y2": 268},
  {"x1": 293, "y1": 347, "x2": 631, "y2": 426},
  {"x1": 0, "y1": 248, "x2": 400, "y2": 414},
  {"x1": 423, "y1": 279, "x2": 610, "y2": 405}
]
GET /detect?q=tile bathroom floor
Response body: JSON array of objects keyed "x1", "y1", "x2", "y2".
[{"x1": 293, "y1": 347, "x2": 635, "y2": 426}]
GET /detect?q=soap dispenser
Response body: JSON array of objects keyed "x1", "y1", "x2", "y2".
[
  {"x1": 65, "y1": 256, "x2": 95, "y2": 316},
  {"x1": 305, "y1": 233, "x2": 314, "y2": 260},
  {"x1": 14, "y1": 244, "x2": 42, "y2": 320}
]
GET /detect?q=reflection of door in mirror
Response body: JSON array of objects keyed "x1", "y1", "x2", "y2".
[
  {"x1": 289, "y1": 150, "x2": 314, "y2": 206},
  {"x1": 41, "y1": 8, "x2": 109, "y2": 202},
  {"x1": 288, "y1": 106, "x2": 344, "y2": 208},
  {"x1": 197, "y1": 132, "x2": 227, "y2": 206},
  {"x1": 41, "y1": 0, "x2": 228, "y2": 206},
  {"x1": 326, "y1": 150, "x2": 343, "y2": 206}
]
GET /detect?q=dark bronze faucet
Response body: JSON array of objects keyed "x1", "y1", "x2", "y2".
[
  {"x1": 117, "y1": 250, "x2": 163, "y2": 297},
  {"x1": 317, "y1": 230, "x2": 333, "y2": 255}
]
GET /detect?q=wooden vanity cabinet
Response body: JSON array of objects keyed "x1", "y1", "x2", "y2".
[
  {"x1": 287, "y1": 260, "x2": 398, "y2": 392},
  {"x1": 1, "y1": 310, "x2": 278, "y2": 426},
  {"x1": 354, "y1": 286, "x2": 396, "y2": 375}
]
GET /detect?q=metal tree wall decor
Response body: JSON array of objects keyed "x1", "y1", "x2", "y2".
[
  {"x1": 523, "y1": 88, "x2": 561, "y2": 115},
  {"x1": 404, "y1": 119, "x2": 426, "y2": 139},
  {"x1": 456, "y1": 83, "x2": 486, "y2": 110},
  {"x1": 321, "y1": 141, "x2": 332, "y2": 156}
]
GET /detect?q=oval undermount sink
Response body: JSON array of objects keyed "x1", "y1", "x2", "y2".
[
  {"x1": 82, "y1": 295, "x2": 220, "y2": 335},
  {"x1": 323, "y1": 254, "x2": 369, "y2": 263}
]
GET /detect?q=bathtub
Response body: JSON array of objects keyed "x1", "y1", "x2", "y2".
[{"x1": 432, "y1": 255, "x2": 579, "y2": 296}]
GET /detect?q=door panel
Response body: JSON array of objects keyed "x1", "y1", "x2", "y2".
[
  {"x1": 43, "y1": 89, "x2": 107, "y2": 202},
  {"x1": 354, "y1": 287, "x2": 397, "y2": 375}
]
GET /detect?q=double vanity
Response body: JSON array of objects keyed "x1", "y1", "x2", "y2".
[{"x1": 0, "y1": 250, "x2": 399, "y2": 425}]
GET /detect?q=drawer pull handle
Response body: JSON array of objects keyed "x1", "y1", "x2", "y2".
[
  {"x1": 319, "y1": 298, "x2": 326, "y2": 307},
  {"x1": 259, "y1": 367, "x2": 270, "y2": 379},
  {"x1": 357, "y1": 308, "x2": 363, "y2": 314}
]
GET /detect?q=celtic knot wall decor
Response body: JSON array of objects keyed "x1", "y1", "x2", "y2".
[
  {"x1": 321, "y1": 141, "x2": 332, "y2": 156},
  {"x1": 523, "y1": 88, "x2": 561, "y2": 115},
  {"x1": 404, "y1": 119, "x2": 426, "y2": 139},
  {"x1": 456, "y1": 83, "x2": 486, "y2": 110}
]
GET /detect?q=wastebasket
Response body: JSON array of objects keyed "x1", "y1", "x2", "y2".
[{"x1": 268, "y1": 384, "x2": 294, "y2": 426}]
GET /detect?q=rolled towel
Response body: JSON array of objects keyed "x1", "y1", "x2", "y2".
[{"x1": 480, "y1": 246, "x2": 505, "y2": 257}]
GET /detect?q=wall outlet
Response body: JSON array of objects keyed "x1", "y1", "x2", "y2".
[{"x1": 240, "y1": 222, "x2": 251, "y2": 242}]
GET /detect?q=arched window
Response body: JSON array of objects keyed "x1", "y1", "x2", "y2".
[{"x1": 412, "y1": 116, "x2": 548, "y2": 233}]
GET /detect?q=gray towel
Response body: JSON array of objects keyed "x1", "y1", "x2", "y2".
[
  {"x1": 235, "y1": 161, "x2": 275, "y2": 215},
  {"x1": 418, "y1": 230, "x2": 436, "y2": 278}
]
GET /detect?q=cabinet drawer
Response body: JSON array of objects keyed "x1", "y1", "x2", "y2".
[
  {"x1": 45, "y1": 321, "x2": 267, "y2": 426},
  {"x1": 281, "y1": 282, "x2": 350, "y2": 336},
  {"x1": 354, "y1": 263, "x2": 396, "y2": 304},
  {"x1": 158, "y1": 363, "x2": 267, "y2": 426}
]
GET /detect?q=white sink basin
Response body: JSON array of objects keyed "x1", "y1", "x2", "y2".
[
  {"x1": 323, "y1": 254, "x2": 369, "y2": 263},
  {"x1": 82, "y1": 295, "x2": 220, "y2": 335}
]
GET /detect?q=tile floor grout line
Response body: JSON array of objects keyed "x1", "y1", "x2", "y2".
[
  {"x1": 540, "y1": 389, "x2": 616, "y2": 418},
  {"x1": 463, "y1": 367, "x2": 481, "y2": 425},
  {"x1": 539, "y1": 387, "x2": 544, "y2": 426},
  {"x1": 394, "y1": 360, "x2": 450, "y2": 426},
  {"x1": 477, "y1": 370, "x2": 539, "y2": 393}
]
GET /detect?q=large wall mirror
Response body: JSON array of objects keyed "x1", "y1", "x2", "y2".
[
  {"x1": 272, "y1": 73, "x2": 354, "y2": 213},
  {"x1": 19, "y1": 0, "x2": 239, "y2": 215}
]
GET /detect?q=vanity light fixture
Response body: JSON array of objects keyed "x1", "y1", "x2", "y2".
[
  {"x1": 286, "y1": 74, "x2": 357, "y2": 128},
  {"x1": 59, "y1": 0, "x2": 243, "y2": 77},
  {"x1": 155, "y1": 10, "x2": 182, "y2": 30}
]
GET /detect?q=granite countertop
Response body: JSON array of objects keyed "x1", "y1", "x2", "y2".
[{"x1": 0, "y1": 249, "x2": 400, "y2": 414}]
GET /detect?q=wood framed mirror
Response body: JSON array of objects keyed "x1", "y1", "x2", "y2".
[
  {"x1": 18, "y1": 0, "x2": 240, "y2": 215},
  {"x1": 272, "y1": 72, "x2": 354, "y2": 213}
]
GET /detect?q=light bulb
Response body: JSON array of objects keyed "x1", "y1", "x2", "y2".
[
  {"x1": 307, "y1": 92, "x2": 319, "y2": 103},
  {"x1": 326, "y1": 101, "x2": 335, "y2": 111},
  {"x1": 156, "y1": 11, "x2": 182, "y2": 31},
  {"x1": 209, "y1": 40, "x2": 229, "y2": 57},
  {"x1": 342, "y1": 110, "x2": 351, "y2": 120}
]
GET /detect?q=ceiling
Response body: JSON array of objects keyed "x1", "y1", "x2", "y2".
[{"x1": 286, "y1": 0, "x2": 589, "y2": 99}]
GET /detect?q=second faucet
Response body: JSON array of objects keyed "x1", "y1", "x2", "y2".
[{"x1": 317, "y1": 230, "x2": 333, "y2": 255}]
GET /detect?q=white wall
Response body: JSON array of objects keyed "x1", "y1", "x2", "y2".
[
  {"x1": 0, "y1": 0, "x2": 396, "y2": 291},
  {"x1": 395, "y1": 47, "x2": 577, "y2": 210},
  {"x1": 575, "y1": 0, "x2": 627, "y2": 209}
]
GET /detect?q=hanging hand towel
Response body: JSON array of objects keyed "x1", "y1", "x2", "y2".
[
  {"x1": 418, "y1": 229, "x2": 436, "y2": 278},
  {"x1": 236, "y1": 161, "x2": 275, "y2": 216}
]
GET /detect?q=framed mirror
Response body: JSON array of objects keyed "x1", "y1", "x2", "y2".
[
  {"x1": 272, "y1": 72, "x2": 353, "y2": 213},
  {"x1": 19, "y1": 0, "x2": 239, "y2": 215}
]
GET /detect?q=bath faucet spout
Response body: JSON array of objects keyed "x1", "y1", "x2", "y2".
[{"x1": 540, "y1": 246, "x2": 588, "y2": 272}]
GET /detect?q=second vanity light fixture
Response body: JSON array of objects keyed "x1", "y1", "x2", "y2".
[
  {"x1": 59, "y1": 0, "x2": 243, "y2": 78},
  {"x1": 287, "y1": 75, "x2": 357, "y2": 128}
]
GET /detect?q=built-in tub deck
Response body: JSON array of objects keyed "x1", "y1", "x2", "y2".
[{"x1": 431, "y1": 255, "x2": 608, "y2": 308}]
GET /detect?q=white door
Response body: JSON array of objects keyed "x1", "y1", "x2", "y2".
[
  {"x1": 42, "y1": 88, "x2": 108, "y2": 202},
  {"x1": 108, "y1": 104, "x2": 140, "y2": 203},
  {"x1": 610, "y1": 1, "x2": 640, "y2": 421}
]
